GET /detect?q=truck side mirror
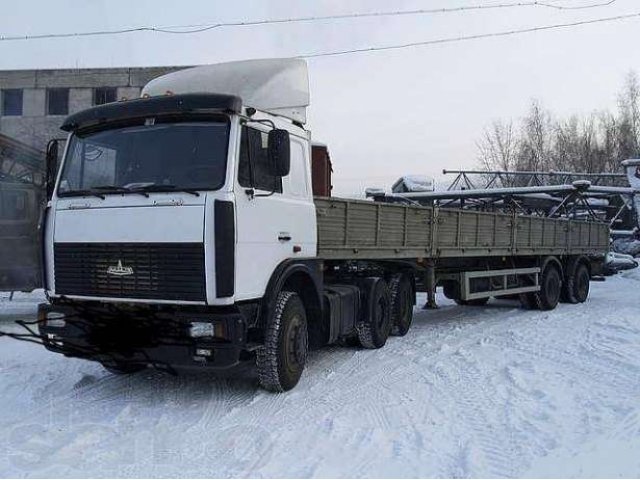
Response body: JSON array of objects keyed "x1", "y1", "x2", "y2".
[
  {"x1": 268, "y1": 129, "x2": 290, "y2": 177},
  {"x1": 45, "y1": 139, "x2": 59, "y2": 200}
]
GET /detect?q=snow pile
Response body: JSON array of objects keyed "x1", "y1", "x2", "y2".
[
  {"x1": 0, "y1": 290, "x2": 45, "y2": 321},
  {"x1": 392, "y1": 175, "x2": 436, "y2": 193},
  {"x1": 612, "y1": 237, "x2": 640, "y2": 257},
  {"x1": 605, "y1": 252, "x2": 638, "y2": 273},
  {"x1": 1, "y1": 272, "x2": 640, "y2": 477}
]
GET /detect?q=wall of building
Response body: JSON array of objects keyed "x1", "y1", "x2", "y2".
[{"x1": 0, "y1": 66, "x2": 187, "y2": 151}]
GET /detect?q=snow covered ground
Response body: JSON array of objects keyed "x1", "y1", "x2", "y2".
[{"x1": 1, "y1": 271, "x2": 639, "y2": 478}]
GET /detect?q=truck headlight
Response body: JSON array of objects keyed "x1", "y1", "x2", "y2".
[
  {"x1": 190, "y1": 322, "x2": 214, "y2": 338},
  {"x1": 46, "y1": 312, "x2": 66, "y2": 328}
]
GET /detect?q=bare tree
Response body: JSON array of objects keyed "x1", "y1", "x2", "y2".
[
  {"x1": 477, "y1": 120, "x2": 517, "y2": 172},
  {"x1": 517, "y1": 100, "x2": 553, "y2": 172},
  {"x1": 477, "y1": 71, "x2": 640, "y2": 176},
  {"x1": 617, "y1": 70, "x2": 640, "y2": 159}
]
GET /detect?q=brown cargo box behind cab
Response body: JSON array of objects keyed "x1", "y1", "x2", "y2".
[{"x1": 311, "y1": 143, "x2": 333, "y2": 197}]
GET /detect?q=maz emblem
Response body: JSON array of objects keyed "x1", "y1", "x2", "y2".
[{"x1": 107, "y1": 260, "x2": 134, "y2": 277}]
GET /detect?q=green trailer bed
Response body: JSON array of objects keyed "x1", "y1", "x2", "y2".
[{"x1": 315, "y1": 197, "x2": 609, "y2": 260}]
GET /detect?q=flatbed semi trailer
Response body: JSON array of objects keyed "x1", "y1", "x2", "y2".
[
  {"x1": 315, "y1": 197, "x2": 608, "y2": 259},
  {"x1": 37, "y1": 59, "x2": 609, "y2": 391}
]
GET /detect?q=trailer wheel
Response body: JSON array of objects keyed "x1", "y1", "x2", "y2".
[
  {"x1": 389, "y1": 274, "x2": 414, "y2": 336},
  {"x1": 102, "y1": 362, "x2": 145, "y2": 375},
  {"x1": 564, "y1": 263, "x2": 590, "y2": 304},
  {"x1": 256, "y1": 291, "x2": 308, "y2": 392},
  {"x1": 357, "y1": 278, "x2": 392, "y2": 349},
  {"x1": 534, "y1": 265, "x2": 562, "y2": 311}
]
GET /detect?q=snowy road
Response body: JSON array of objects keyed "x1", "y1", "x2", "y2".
[{"x1": 1, "y1": 270, "x2": 639, "y2": 478}]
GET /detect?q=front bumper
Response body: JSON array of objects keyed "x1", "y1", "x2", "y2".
[{"x1": 37, "y1": 302, "x2": 252, "y2": 372}]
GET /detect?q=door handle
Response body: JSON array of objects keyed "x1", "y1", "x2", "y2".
[{"x1": 278, "y1": 232, "x2": 292, "y2": 242}]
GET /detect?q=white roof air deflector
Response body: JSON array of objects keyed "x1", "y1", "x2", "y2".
[{"x1": 142, "y1": 58, "x2": 310, "y2": 124}]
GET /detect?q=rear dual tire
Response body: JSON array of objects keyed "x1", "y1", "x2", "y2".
[
  {"x1": 356, "y1": 278, "x2": 393, "y2": 349},
  {"x1": 520, "y1": 264, "x2": 561, "y2": 311},
  {"x1": 562, "y1": 262, "x2": 590, "y2": 304},
  {"x1": 389, "y1": 274, "x2": 414, "y2": 337}
]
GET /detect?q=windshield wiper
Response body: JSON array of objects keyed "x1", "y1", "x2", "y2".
[
  {"x1": 92, "y1": 185, "x2": 150, "y2": 198},
  {"x1": 58, "y1": 189, "x2": 106, "y2": 200},
  {"x1": 130, "y1": 184, "x2": 201, "y2": 197}
]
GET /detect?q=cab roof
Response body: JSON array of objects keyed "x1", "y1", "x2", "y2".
[
  {"x1": 141, "y1": 58, "x2": 310, "y2": 124},
  {"x1": 60, "y1": 93, "x2": 241, "y2": 132}
]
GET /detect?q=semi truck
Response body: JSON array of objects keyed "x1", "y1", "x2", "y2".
[{"x1": 37, "y1": 59, "x2": 609, "y2": 391}]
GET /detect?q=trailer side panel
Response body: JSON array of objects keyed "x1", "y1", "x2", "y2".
[{"x1": 315, "y1": 197, "x2": 609, "y2": 260}]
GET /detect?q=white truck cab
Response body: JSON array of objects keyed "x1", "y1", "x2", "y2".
[
  {"x1": 40, "y1": 59, "x2": 328, "y2": 390},
  {"x1": 44, "y1": 59, "x2": 316, "y2": 306}
]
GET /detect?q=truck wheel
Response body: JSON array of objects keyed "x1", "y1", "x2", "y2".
[
  {"x1": 102, "y1": 362, "x2": 145, "y2": 375},
  {"x1": 564, "y1": 263, "x2": 590, "y2": 304},
  {"x1": 357, "y1": 278, "x2": 392, "y2": 349},
  {"x1": 455, "y1": 297, "x2": 489, "y2": 306},
  {"x1": 534, "y1": 265, "x2": 561, "y2": 311},
  {"x1": 256, "y1": 291, "x2": 308, "y2": 392},
  {"x1": 389, "y1": 274, "x2": 414, "y2": 336}
]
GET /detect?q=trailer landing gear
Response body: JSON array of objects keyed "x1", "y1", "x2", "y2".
[{"x1": 423, "y1": 263, "x2": 438, "y2": 310}]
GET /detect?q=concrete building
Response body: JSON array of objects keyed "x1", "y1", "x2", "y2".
[{"x1": 0, "y1": 66, "x2": 187, "y2": 152}]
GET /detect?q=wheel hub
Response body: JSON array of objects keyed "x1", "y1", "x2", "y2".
[{"x1": 286, "y1": 316, "x2": 307, "y2": 367}]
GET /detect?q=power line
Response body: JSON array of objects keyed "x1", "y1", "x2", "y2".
[
  {"x1": 0, "y1": 9, "x2": 635, "y2": 81},
  {"x1": 0, "y1": 0, "x2": 618, "y2": 42},
  {"x1": 302, "y1": 10, "x2": 640, "y2": 58}
]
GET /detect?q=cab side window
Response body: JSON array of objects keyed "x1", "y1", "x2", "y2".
[{"x1": 238, "y1": 126, "x2": 283, "y2": 193}]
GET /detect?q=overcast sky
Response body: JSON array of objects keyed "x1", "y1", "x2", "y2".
[{"x1": 2, "y1": 0, "x2": 639, "y2": 195}]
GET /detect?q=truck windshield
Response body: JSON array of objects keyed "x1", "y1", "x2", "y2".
[{"x1": 57, "y1": 121, "x2": 229, "y2": 196}]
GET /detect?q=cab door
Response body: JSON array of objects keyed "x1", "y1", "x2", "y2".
[{"x1": 234, "y1": 124, "x2": 316, "y2": 301}]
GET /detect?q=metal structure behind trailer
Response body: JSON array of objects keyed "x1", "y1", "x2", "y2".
[
  {"x1": 437, "y1": 167, "x2": 639, "y2": 234},
  {"x1": 444, "y1": 169, "x2": 629, "y2": 190}
]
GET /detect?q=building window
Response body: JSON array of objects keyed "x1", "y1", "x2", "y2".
[
  {"x1": 1, "y1": 89, "x2": 23, "y2": 116},
  {"x1": 94, "y1": 87, "x2": 117, "y2": 106},
  {"x1": 47, "y1": 88, "x2": 69, "y2": 115}
]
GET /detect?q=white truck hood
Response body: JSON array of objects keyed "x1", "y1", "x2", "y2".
[{"x1": 54, "y1": 200, "x2": 204, "y2": 243}]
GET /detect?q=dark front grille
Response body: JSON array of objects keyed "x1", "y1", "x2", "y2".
[{"x1": 54, "y1": 243, "x2": 206, "y2": 302}]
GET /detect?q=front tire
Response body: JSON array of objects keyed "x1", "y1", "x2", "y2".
[{"x1": 256, "y1": 291, "x2": 308, "y2": 392}]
